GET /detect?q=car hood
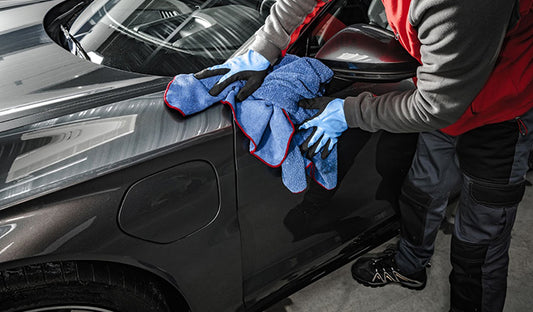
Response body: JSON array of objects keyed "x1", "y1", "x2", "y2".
[{"x1": 0, "y1": 0, "x2": 169, "y2": 132}]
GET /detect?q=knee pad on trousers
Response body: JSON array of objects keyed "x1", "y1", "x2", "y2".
[
  {"x1": 468, "y1": 179, "x2": 525, "y2": 208},
  {"x1": 450, "y1": 236, "x2": 488, "y2": 312},
  {"x1": 399, "y1": 181, "x2": 433, "y2": 246}
]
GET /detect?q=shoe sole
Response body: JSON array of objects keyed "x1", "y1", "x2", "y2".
[{"x1": 351, "y1": 272, "x2": 426, "y2": 291}]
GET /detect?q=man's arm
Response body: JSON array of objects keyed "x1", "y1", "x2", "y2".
[
  {"x1": 191, "y1": 0, "x2": 319, "y2": 101},
  {"x1": 343, "y1": 0, "x2": 516, "y2": 133},
  {"x1": 249, "y1": 0, "x2": 319, "y2": 64}
]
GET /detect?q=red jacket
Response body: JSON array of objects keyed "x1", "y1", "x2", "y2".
[{"x1": 382, "y1": 0, "x2": 533, "y2": 135}]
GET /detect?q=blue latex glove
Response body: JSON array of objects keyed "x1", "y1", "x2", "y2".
[
  {"x1": 299, "y1": 97, "x2": 348, "y2": 159},
  {"x1": 194, "y1": 50, "x2": 270, "y2": 101}
]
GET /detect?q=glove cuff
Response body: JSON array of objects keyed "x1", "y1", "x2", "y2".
[{"x1": 329, "y1": 98, "x2": 348, "y2": 131}]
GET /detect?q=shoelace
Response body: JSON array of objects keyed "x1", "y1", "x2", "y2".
[{"x1": 371, "y1": 253, "x2": 397, "y2": 274}]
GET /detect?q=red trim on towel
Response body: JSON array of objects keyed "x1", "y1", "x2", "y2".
[
  {"x1": 164, "y1": 77, "x2": 186, "y2": 116},
  {"x1": 306, "y1": 160, "x2": 335, "y2": 191},
  {"x1": 281, "y1": 108, "x2": 297, "y2": 162},
  {"x1": 220, "y1": 100, "x2": 295, "y2": 168}
]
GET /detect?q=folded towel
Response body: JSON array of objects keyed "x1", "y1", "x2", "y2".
[{"x1": 165, "y1": 55, "x2": 336, "y2": 193}]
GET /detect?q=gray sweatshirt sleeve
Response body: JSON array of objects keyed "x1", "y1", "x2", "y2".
[
  {"x1": 343, "y1": 0, "x2": 516, "y2": 133},
  {"x1": 248, "y1": 0, "x2": 319, "y2": 64}
]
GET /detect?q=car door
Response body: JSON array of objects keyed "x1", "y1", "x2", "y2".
[
  {"x1": 0, "y1": 1, "x2": 273, "y2": 311},
  {"x1": 235, "y1": 0, "x2": 419, "y2": 309}
]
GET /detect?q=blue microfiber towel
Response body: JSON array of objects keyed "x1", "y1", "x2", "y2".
[{"x1": 165, "y1": 55, "x2": 336, "y2": 193}]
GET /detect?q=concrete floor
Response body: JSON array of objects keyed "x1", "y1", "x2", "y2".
[{"x1": 267, "y1": 171, "x2": 533, "y2": 312}]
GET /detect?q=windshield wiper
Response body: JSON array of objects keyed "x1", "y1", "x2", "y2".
[{"x1": 60, "y1": 24, "x2": 90, "y2": 60}]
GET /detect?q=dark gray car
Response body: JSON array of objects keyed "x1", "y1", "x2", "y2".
[{"x1": 0, "y1": 0, "x2": 419, "y2": 311}]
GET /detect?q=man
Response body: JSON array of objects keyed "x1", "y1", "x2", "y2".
[{"x1": 195, "y1": 0, "x2": 533, "y2": 311}]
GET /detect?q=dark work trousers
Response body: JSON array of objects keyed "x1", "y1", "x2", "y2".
[{"x1": 395, "y1": 109, "x2": 533, "y2": 312}]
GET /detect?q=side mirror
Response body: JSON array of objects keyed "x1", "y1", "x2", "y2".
[{"x1": 315, "y1": 24, "x2": 419, "y2": 82}]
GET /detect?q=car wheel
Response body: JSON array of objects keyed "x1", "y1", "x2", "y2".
[{"x1": 0, "y1": 261, "x2": 172, "y2": 312}]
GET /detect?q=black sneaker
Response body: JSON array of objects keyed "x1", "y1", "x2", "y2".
[{"x1": 351, "y1": 248, "x2": 427, "y2": 290}]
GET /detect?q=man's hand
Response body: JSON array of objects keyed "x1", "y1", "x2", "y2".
[
  {"x1": 299, "y1": 97, "x2": 348, "y2": 159},
  {"x1": 194, "y1": 50, "x2": 270, "y2": 101}
]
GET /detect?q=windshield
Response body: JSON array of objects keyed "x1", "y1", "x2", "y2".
[{"x1": 67, "y1": 0, "x2": 270, "y2": 76}]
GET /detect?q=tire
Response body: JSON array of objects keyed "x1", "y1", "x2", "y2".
[{"x1": 0, "y1": 261, "x2": 172, "y2": 312}]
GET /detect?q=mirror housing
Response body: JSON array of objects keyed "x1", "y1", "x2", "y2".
[{"x1": 315, "y1": 24, "x2": 419, "y2": 82}]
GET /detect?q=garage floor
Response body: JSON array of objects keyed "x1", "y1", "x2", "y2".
[{"x1": 266, "y1": 171, "x2": 533, "y2": 312}]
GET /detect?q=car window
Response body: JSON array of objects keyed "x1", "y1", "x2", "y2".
[
  {"x1": 65, "y1": 0, "x2": 269, "y2": 76},
  {"x1": 287, "y1": 0, "x2": 388, "y2": 58},
  {"x1": 287, "y1": 0, "x2": 372, "y2": 57},
  {"x1": 367, "y1": 0, "x2": 389, "y2": 29}
]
